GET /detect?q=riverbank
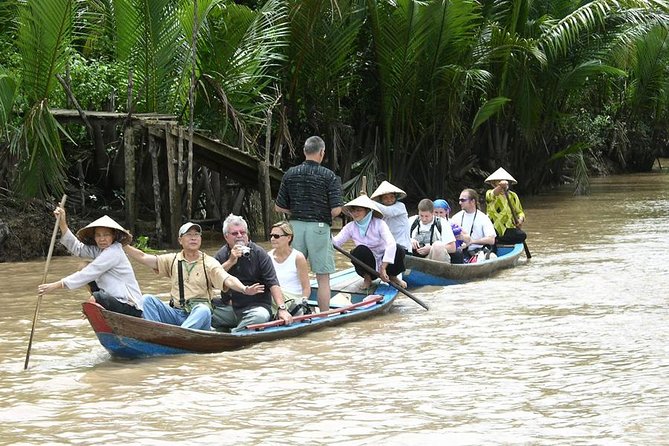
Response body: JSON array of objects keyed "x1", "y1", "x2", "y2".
[{"x1": 0, "y1": 195, "x2": 120, "y2": 263}]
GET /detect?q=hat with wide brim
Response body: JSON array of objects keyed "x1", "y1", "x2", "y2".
[
  {"x1": 76, "y1": 215, "x2": 133, "y2": 246},
  {"x1": 342, "y1": 194, "x2": 384, "y2": 219},
  {"x1": 485, "y1": 167, "x2": 517, "y2": 185},
  {"x1": 370, "y1": 181, "x2": 407, "y2": 201}
]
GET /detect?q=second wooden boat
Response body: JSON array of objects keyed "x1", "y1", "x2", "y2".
[{"x1": 403, "y1": 243, "x2": 525, "y2": 287}]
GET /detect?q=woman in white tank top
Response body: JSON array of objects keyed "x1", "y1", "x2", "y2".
[{"x1": 268, "y1": 222, "x2": 311, "y2": 310}]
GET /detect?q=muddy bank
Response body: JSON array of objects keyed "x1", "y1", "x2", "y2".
[{"x1": 0, "y1": 196, "x2": 120, "y2": 263}]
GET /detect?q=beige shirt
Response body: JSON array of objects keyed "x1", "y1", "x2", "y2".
[{"x1": 155, "y1": 251, "x2": 230, "y2": 308}]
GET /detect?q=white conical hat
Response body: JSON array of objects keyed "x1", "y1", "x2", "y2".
[
  {"x1": 342, "y1": 194, "x2": 383, "y2": 219},
  {"x1": 76, "y1": 215, "x2": 133, "y2": 246},
  {"x1": 370, "y1": 180, "x2": 407, "y2": 201},
  {"x1": 485, "y1": 167, "x2": 517, "y2": 184}
]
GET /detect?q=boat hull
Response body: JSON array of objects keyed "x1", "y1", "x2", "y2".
[
  {"x1": 403, "y1": 243, "x2": 525, "y2": 287},
  {"x1": 82, "y1": 268, "x2": 397, "y2": 358}
]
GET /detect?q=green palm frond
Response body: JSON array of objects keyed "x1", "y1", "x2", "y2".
[
  {"x1": 0, "y1": 73, "x2": 17, "y2": 138},
  {"x1": 17, "y1": 0, "x2": 76, "y2": 101},
  {"x1": 11, "y1": 100, "x2": 67, "y2": 197},
  {"x1": 626, "y1": 25, "x2": 669, "y2": 113},
  {"x1": 287, "y1": 0, "x2": 365, "y2": 113},
  {"x1": 11, "y1": 0, "x2": 79, "y2": 198},
  {"x1": 111, "y1": 0, "x2": 188, "y2": 112},
  {"x1": 198, "y1": 0, "x2": 289, "y2": 146},
  {"x1": 472, "y1": 96, "x2": 511, "y2": 132}
]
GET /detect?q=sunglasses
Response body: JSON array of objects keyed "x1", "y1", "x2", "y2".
[
  {"x1": 269, "y1": 233, "x2": 288, "y2": 239},
  {"x1": 228, "y1": 230, "x2": 247, "y2": 236},
  {"x1": 458, "y1": 198, "x2": 472, "y2": 202}
]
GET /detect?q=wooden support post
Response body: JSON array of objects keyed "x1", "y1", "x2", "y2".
[
  {"x1": 260, "y1": 110, "x2": 273, "y2": 239},
  {"x1": 148, "y1": 132, "x2": 163, "y2": 247},
  {"x1": 165, "y1": 122, "x2": 181, "y2": 248},
  {"x1": 124, "y1": 126, "x2": 136, "y2": 235},
  {"x1": 259, "y1": 162, "x2": 272, "y2": 239}
]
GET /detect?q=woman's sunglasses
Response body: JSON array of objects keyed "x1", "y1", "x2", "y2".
[{"x1": 269, "y1": 233, "x2": 288, "y2": 239}]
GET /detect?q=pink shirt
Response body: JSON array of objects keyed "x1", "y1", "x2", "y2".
[{"x1": 333, "y1": 217, "x2": 397, "y2": 269}]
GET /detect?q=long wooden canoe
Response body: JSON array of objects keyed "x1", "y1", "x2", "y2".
[
  {"x1": 403, "y1": 243, "x2": 525, "y2": 287},
  {"x1": 82, "y1": 268, "x2": 397, "y2": 359}
]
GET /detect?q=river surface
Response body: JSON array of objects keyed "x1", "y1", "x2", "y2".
[{"x1": 1, "y1": 171, "x2": 668, "y2": 445}]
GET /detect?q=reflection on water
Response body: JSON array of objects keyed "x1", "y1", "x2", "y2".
[{"x1": 1, "y1": 172, "x2": 669, "y2": 445}]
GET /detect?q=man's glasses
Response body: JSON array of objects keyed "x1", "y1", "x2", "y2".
[
  {"x1": 458, "y1": 198, "x2": 471, "y2": 202},
  {"x1": 269, "y1": 234, "x2": 288, "y2": 239},
  {"x1": 228, "y1": 230, "x2": 247, "y2": 236}
]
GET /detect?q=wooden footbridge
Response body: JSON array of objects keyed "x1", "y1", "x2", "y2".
[{"x1": 52, "y1": 109, "x2": 284, "y2": 246}]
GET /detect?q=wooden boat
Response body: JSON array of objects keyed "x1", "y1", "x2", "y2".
[
  {"x1": 403, "y1": 243, "x2": 525, "y2": 287},
  {"x1": 82, "y1": 268, "x2": 397, "y2": 359}
]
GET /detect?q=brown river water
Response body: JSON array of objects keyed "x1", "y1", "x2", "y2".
[{"x1": 1, "y1": 171, "x2": 668, "y2": 445}]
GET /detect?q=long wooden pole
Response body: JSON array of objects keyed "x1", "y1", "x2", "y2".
[
  {"x1": 24, "y1": 195, "x2": 67, "y2": 370},
  {"x1": 333, "y1": 244, "x2": 429, "y2": 310}
]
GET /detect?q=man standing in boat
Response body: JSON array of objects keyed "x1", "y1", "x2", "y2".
[
  {"x1": 211, "y1": 214, "x2": 293, "y2": 332},
  {"x1": 124, "y1": 222, "x2": 261, "y2": 330},
  {"x1": 275, "y1": 135, "x2": 343, "y2": 313}
]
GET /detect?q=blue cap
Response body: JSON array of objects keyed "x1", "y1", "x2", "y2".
[{"x1": 433, "y1": 199, "x2": 450, "y2": 210}]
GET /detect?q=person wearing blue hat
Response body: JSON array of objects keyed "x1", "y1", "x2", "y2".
[{"x1": 433, "y1": 199, "x2": 466, "y2": 264}]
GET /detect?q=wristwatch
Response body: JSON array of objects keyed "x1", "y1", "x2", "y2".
[{"x1": 278, "y1": 304, "x2": 287, "y2": 311}]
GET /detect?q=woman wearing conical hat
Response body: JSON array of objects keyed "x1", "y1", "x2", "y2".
[
  {"x1": 370, "y1": 181, "x2": 411, "y2": 252},
  {"x1": 37, "y1": 207, "x2": 143, "y2": 317},
  {"x1": 333, "y1": 194, "x2": 407, "y2": 290},
  {"x1": 484, "y1": 167, "x2": 527, "y2": 246}
]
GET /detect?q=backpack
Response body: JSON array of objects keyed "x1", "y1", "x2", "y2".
[{"x1": 410, "y1": 216, "x2": 442, "y2": 245}]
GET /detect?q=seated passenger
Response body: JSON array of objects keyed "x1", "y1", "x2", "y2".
[
  {"x1": 212, "y1": 214, "x2": 293, "y2": 331},
  {"x1": 267, "y1": 221, "x2": 311, "y2": 315},
  {"x1": 333, "y1": 194, "x2": 406, "y2": 289},
  {"x1": 484, "y1": 167, "x2": 527, "y2": 245},
  {"x1": 451, "y1": 188, "x2": 496, "y2": 259},
  {"x1": 37, "y1": 207, "x2": 143, "y2": 318},
  {"x1": 407, "y1": 198, "x2": 456, "y2": 261},
  {"x1": 124, "y1": 222, "x2": 258, "y2": 330},
  {"x1": 370, "y1": 181, "x2": 411, "y2": 252},
  {"x1": 433, "y1": 199, "x2": 465, "y2": 264}
]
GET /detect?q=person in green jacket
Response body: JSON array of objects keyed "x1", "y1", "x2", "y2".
[{"x1": 484, "y1": 167, "x2": 527, "y2": 246}]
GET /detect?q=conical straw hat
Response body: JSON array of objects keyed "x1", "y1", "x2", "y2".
[
  {"x1": 370, "y1": 180, "x2": 407, "y2": 201},
  {"x1": 76, "y1": 215, "x2": 133, "y2": 246},
  {"x1": 485, "y1": 167, "x2": 517, "y2": 184},
  {"x1": 342, "y1": 194, "x2": 384, "y2": 219}
]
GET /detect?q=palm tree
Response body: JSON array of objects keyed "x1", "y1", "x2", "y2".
[{"x1": 6, "y1": 0, "x2": 79, "y2": 198}]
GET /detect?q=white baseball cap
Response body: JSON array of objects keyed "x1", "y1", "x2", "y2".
[{"x1": 178, "y1": 222, "x2": 202, "y2": 237}]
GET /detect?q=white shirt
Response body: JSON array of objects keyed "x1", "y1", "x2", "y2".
[
  {"x1": 61, "y1": 230, "x2": 143, "y2": 309},
  {"x1": 451, "y1": 209, "x2": 496, "y2": 250},
  {"x1": 375, "y1": 201, "x2": 411, "y2": 250}
]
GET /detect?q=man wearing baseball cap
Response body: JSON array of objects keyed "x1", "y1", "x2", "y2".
[{"x1": 124, "y1": 222, "x2": 261, "y2": 330}]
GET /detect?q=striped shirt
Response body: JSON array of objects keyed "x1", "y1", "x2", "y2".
[{"x1": 275, "y1": 160, "x2": 343, "y2": 225}]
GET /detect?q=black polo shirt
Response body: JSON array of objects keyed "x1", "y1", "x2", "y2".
[{"x1": 275, "y1": 160, "x2": 343, "y2": 225}]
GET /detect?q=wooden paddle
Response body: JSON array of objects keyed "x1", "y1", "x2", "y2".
[
  {"x1": 503, "y1": 190, "x2": 532, "y2": 259},
  {"x1": 333, "y1": 244, "x2": 429, "y2": 310},
  {"x1": 24, "y1": 195, "x2": 67, "y2": 370},
  {"x1": 247, "y1": 295, "x2": 383, "y2": 330}
]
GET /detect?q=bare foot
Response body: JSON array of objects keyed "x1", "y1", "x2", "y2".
[
  {"x1": 363, "y1": 275, "x2": 372, "y2": 288},
  {"x1": 390, "y1": 276, "x2": 407, "y2": 289}
]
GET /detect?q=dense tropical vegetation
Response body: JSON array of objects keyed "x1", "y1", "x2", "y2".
[{"x1": 1, "y1": 0, "x2": 668, "y2": 220}]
